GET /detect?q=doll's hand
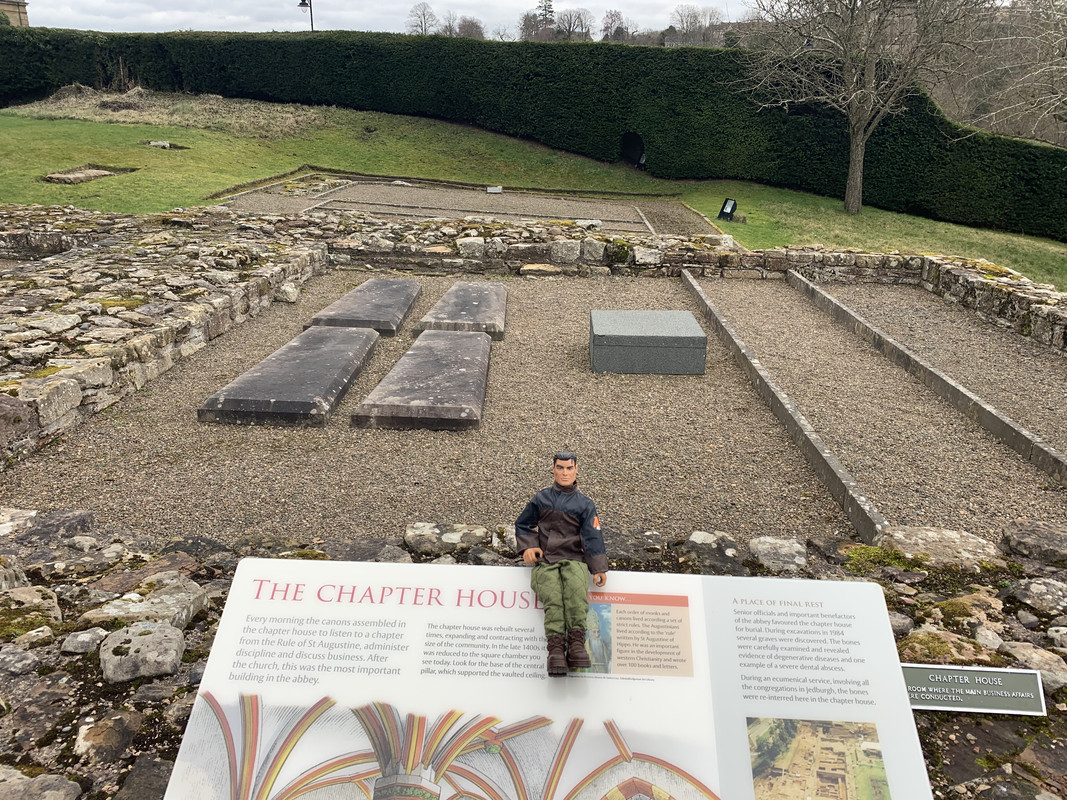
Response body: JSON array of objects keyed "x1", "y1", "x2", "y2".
[
  {"x1": 523, "y1": 548, "x2": 543, "y2": 565},
  {"x1": 593, "y1": 572, "x2": 607, "y2": 587}
]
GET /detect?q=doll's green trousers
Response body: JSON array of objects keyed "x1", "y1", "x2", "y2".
[{"x1": 530, "y1": 559, "x2": 589, "y2": 637}]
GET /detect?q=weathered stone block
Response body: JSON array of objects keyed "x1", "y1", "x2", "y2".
[
  {"x1": 519, "y1": 263, "x2": 560, "y2": 276},
  {"x1": 307, "y1": 277, "x2": 421, "y2": 335},
  {"x1": 74, "y1": 710, "x2": 144, "y2": 763},
  {"x1": 0, "y1": 394, "x2": 38, "y2": 453},
  {"x1": 79, "y1": 571, "x2": 208, "y2": 629},
  {"x1": 1012, "y1": 578, "x2": 1067, "y2": 617},
  {"x1": 46, "y1": 358, "x2": 114, "y2": 388},
  {"x1": 404, "y1": 523, "x2": 491, "y2": 557},
  {"x1": 199, "y1": 326, "x2": 378, "y2": 426},
  {"x1": 353, "y1": 331, "x2": 491, "y2": 430},
  {"x1": 749, "y1": 537, "x2": 808, "y2": 572},
  {"x1": 589, "y1": 310, "x2": 706, "y2": 375},
  {"x1": 505, "y1": 243, "x2": 551, "y2": 261},
  {"x1": 16, "y1": 376, "x2": 82, "y2": 427},
  {"x1": 456, "y1": 237, "x2": 485, "y2": 259},
  {"x1": 580, "y1": 237, "x2": 606, "y2": 263},
  {"x1": 876, "y1": 526, "x2": 1005, "y2": 571},
  {"x1": 99, "y1": 622, "x2": 185, "y2": 683},
  {"x1": 633, "y1": 246, "x2": 662, "y2": 266},
  {"x1": 550, "y1": 240, "x2": 581, "y2": 264},
  {"x1": 414, "y1": 281, "x2": 507, "y2": 340}
]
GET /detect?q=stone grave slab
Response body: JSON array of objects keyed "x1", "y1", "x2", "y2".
[
  {"x1": 353, "y1": 330, "x2": 490, "y2": 430},
  {"x1": 589, "y1": 310, "x2": 706, "y2": 374},
  {"x1": 198, "y1": 326, "x2": 378, "y2": 426},
  {"x1": 414, "y1": 281, "x2": 507, "y2": 340},
  {"x1": 306, "y1": 277, "x2": 421, "y2": 336}
]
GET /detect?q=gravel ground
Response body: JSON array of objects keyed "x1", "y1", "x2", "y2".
[
  {"x1": 827, "y1": 282, "x2": 1067, "y2": 455},
  {"x1": 229, "y1": 181, "x2": 713, "y2": 235},
  {"x1": 0, "y1": 273, "x2": 848, "y2": 549},
  {"x1": 700, "y1": 277, "x2": 1067, "y2": 540}
]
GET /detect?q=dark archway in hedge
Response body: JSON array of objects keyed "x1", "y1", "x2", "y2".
[{"x1": 620, "y1": 132, "x2": 645, "y2": 168}]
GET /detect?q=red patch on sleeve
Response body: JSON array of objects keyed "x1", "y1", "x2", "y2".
[{"x1": 593, "y1": 516, "x2": 600, "y2": 529}]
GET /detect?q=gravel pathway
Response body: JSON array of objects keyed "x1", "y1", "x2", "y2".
[
  {"x1": 827, "y1": 283, "x2": 1067, "y2": 455},
  {"x1": 700, "y1": 277, "x2": 1067, "y2": 540},
  {"x1": 0, "y1": 273, "x2": 848, "y2": 549}
]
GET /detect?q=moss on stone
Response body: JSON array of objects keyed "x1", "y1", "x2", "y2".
[
  {"x1": 280, "y1": 549, "x2": 329, "y2": 561},
  {"x1": 98, "y1": 298, "x2": 145, "y2": 311},
  {"x1": 0, "y1": 607, "x2": 51, "y2": 642},
  {"x1": 25, "y1": 365, "x2": 68, "y2": 380},
  {"x1": 844, "y1": 545, "x2": 925, "y2": 573}
]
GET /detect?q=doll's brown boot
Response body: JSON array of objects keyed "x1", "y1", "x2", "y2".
[
  {"x1": 547, "y1": 634, "x2": 567, "y2": 676},
  {"x1": 566, "y1": 628, "x2": 591, "y2": 669}
]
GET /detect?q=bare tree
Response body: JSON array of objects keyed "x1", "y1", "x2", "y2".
[
  {"x1": 748, "y1": 0, "x2": 994, "y2": 215},
  {"x1": 601, "y1": 8, "x2": 625, "y2": 40},
  {"x1": 492, "y1": 24, "x2": 514, "y2": 41},
  {"x1": 557, "y1": 8, "x2": 595, "y2": 40},
  {"x1": 439, "y1": 10, "x2": 458, "y2": 36},
  {"x1": 700, "y1": 7, "x2": 722, "y2": 28},
  {"x1": 966, "y1": 0, "x2": 1067, "y2": 144},
  {"x1": 699, "y1": 6, "x2": 723, "y2": 42},
  {"x1": 457, "y1": 15, "x2": 486, "y2": 39},
  {"x1": 406, "y1": 2, "x2": 439, "y2": 35},
  {"x1": 671, "y1": 4, "x2": 703, "y2": 38}
]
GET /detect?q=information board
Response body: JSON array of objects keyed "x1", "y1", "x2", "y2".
[
  {"x1": 165, "y1": 559, "x2": 933, "y2": 800},
  {"x1": 902, "y1": 664, "x2": 1046, "y2": 715}
]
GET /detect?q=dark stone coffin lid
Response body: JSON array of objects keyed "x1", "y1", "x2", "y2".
[
  {"x1": 414, "y1": 281, "x2": 507, "y2": 340},
  {"x1": 198, "y1": 326, "x2": 379, "y2": 426},
  {"x1": 306, "y1": 277, "x2": 422, "y2": 335},
  {"x1": 353, "y1": 330, "x2": 491, "y2": 430},
  {"x1": 589, "y1": 310, "x2": 706, "y2": 348}
]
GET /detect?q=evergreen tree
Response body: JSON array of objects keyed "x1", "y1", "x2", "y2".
[{"x1": 536, "y1": 0, "x2": 555, "y2": 27}]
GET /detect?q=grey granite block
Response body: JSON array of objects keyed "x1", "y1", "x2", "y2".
[
  {"x1": 414, "y1": 281, "x2": 507, "y2": 340},
  {"x1": 306, "y1": 277, "x2": 421, "y2": 335},
  {"x1": 353, "y1": 331, "x2": 491, "y2": 430},
  {"x1": 589, "y1": 310, "x2": 706, "y2": 374},
  {"x1": 198, "y1": 327, "x2": 378, "y2": 426}
]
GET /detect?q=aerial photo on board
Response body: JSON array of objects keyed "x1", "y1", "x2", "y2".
[{"x1": 748, "y1": 718, "x2": 890, "y2": 800}]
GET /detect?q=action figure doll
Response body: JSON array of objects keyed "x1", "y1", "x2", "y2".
[{"x1": 516, "y1": 451, "x2": 608, "y2": 676}]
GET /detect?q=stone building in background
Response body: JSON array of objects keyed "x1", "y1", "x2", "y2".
[{"x1": 0, "y1": 1, "x2": 29, "y2": 26}]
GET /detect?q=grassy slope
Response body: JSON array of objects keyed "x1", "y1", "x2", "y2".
[
  {"x1": 688, "y1": 181, "x2": 1067, "y2": 289},
  {"x1": 2, "y1": 102, "x2": 1065, "y2": 289}
]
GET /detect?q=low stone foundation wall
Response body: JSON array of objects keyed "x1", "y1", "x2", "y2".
[
  {"x1": 330, "y1": 228, "x2": 735, "y2": 277},
  {"x1": 336, "y1": 237, "x2": 1066, "y2": 356},
  {"x1": 705, "y1": 247, "x2": 1066, "y2": 356},
  {"x1": 1, "y1": 204, "x2": 339, "y2": 467}
]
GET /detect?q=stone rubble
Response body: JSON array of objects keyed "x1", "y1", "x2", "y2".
[{"x1": 0, "y1": 506, "x2": 1064, "y2": 799}]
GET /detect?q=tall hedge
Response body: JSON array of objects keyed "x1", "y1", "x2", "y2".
[{"x1": 2, "y1": 27, "x2": 1066, "y2": 241}]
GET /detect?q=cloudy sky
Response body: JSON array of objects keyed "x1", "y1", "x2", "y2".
[{"x1": 26, "y1": 1, "x2": 750, "y2": 38}]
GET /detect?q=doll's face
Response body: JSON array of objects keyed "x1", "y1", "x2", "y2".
[{"x1": 552, "y1": 458, "x2": 577, "y2": 487}]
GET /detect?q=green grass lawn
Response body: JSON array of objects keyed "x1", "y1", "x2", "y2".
[
  {"x1": 3, "y1": 99, "x2": 1065, "y2": 290},
  {"x1": 686, "y1": 181, "x2": 1067, "y2": 289}
]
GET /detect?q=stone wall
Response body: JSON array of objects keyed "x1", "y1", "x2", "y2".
[
  {"x1": 327, "y1": 220, "x2": 736, "y2": 278},
  {"x1": 335, "y1": 236, "x2": 1066, "y2": 356},
  {"x1": 0, "y1": 205, "x2": 337, "y2": 468}
]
